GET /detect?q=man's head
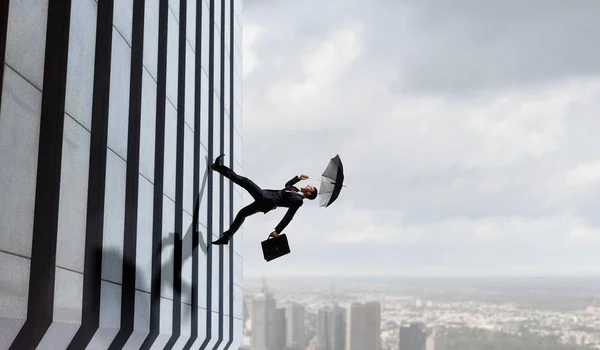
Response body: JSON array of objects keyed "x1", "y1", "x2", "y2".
[{"x1": 301, "y1": 185, "x2": 318, "y2": 200}]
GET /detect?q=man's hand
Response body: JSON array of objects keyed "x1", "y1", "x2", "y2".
[
  {"x1": 299, "y1": 174, "x2": 309, "y2": 180},
  {"x1": 269, "y1": 231, "x2": 279, "y2": 239}
]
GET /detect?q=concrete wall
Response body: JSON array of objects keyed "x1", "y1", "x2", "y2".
[{"x1": 0, "y1": 0, "x2": 244, "y2": 348}]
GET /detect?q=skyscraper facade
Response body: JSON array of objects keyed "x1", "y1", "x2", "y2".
[
  {"x1": 426, "y1": 329, "x2": 448, "y2": 350},
  {"x1": 316, "y1": 306, "x2": 336, "y2": 350},
  {"x1": 400, "y1": 323, "x2": 428, "y2": 350},
  {"x1": 287, "y1": 301, "x2": 307, "y2": 348},
  {"x1": 316, "y1": 304, "x2": 347, "y2": 350},
  {"x1": 334, "y1": 304, "x2": 347, "y2": 350},
  {"x1": 275, "y1": 307, "x2": 288, "y2": 350},
  {"x1": 251, "y1": 291, "x2": 277, "y2": 350},
  {"x1": 346, "y1": 301, "x2": 381, "y2": 350},
  {"x1": 0, "y1": 0, "x2": 243, "y2": 348},
  {"x1": 364, "y1": 301, "x2": 382, "y2": 350}
]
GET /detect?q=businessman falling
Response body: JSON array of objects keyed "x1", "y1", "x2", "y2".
[{"x1": 210, "y1": 154, "x2": 318, "y2": 245}]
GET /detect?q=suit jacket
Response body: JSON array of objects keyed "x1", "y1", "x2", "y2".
[{"x1": 261, "y1": 176, "x2": 304, "y2": 233}]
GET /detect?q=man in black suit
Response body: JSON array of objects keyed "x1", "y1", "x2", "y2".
[{"x1": 211, "y1": 154, "x2": 318, "y2": 245}]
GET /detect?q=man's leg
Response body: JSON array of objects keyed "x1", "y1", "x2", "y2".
[
  {"x1": 212, "y1": 154, "x2": 263, "y2": 200},
  {"x1": 212, "y1": 201, "x2": 262, "y2": 245}
]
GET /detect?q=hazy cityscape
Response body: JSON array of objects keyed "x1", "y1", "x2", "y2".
[{"x1": 239, "y1": 276, "x2": 600, "y2": 350}]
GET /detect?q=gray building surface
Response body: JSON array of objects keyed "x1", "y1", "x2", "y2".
[
  {"x1": 275, "y1": 308, "x2": 288, "y2": 350},
  {"x1": 251, "y1": 291, "x2": 277, "y2": 350},
  {"x1": 316, "y1": 304, "x2": 346, "y2": 350},
  {"x1": 286, "y1": 302, "x2": 307, "y2": 348},
  {"x1": 0, "y1": 0, "x2": 244, "y2": 348},
  {"x1": 400, "y1": 323, "x2": 428, "y2": 350},
  {"x1": 346, "y1": 301, "x2": 381, "y2": 350}
]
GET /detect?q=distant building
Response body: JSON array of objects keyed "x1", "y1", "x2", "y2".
[
  {"x1": 316, "y1": 306, "x2": 335, "y2": 350},
  {"x1": 399, "y1": 323, "x2": 427, "y2": 350},
  {"x1": 334, "y1": 304, "x2": 347, "y2": 350},
  {"x1": 399, "y1": 323, "x2": 446, "y2": 350},
  {"x1": 347, "y1": 301, "x2": 381, "y2": 350},
  {"x1": 426, "y1": 329, "x2": 448, "y2": 350},
  {"x1": 287, "y1": 302, "x2": 307, "y2": 348},
  {"x1": 285, "y1": 346, "x2": 306, "y2": 350},
  {"x1": 364, "y1": 301, "x2": 382, "y2": 350},
  {"x1": 251, "y1": 290, "x2": 277, "y2": 350},
  {"x1": 275, "y1": 308, "x2": 288, "y2": 350},
  {"x1": 316, "y1": 303, "x2": 347, "y2": 350},
  {"x1": 347, "y1": 302, "x2": 365, "y2": 350}
]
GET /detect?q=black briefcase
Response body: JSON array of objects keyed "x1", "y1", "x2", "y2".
[{"x1": 261, "y1": 234, "x2": 291, "y2": 262}]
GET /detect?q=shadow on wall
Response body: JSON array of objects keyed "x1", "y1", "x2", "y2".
[
  {"x1": 164, "y1": 155, "x2": 211, "y2": 257},
  {"x1": 100, "y1": 155, "x2": 212, "y2": 316}
]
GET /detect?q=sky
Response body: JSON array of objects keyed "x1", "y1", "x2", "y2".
[{"x1": 236, "y1": 0, "x2": 600, "y2": 278}]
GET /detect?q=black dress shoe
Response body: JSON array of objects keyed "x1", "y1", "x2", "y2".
[
  {"x1": 212, "y1": 154, "x2": 225, "y2": 171},
  {"x1": 212, "y1": 235, "x2": 229, "y2": 245}
]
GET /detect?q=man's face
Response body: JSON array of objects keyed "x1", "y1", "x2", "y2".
[{"x1": 301, "y1": 185, "x2": 314, "y2": 196}]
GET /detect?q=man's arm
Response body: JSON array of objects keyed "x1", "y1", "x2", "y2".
[
  {"x1": 285, "y1": 174, "x2": 308, "y2": 188},
  {"x1": 284, "y1": 176, "x2": 300, "y2": 189},
  {"x1": 273, "y1": 200, "x2": 303, "y2": 234}
]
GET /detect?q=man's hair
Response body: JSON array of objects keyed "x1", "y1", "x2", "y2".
[{"x1": 307, "y1": 187, "x2": 318, "y2": 200}]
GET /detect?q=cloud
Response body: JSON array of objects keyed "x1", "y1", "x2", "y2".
[
  {"x1": 238, "y1": 0, "x2": 600, "y2": 277},
  {"x1": 565, "y1": 161, "x2": 600, "y2": 187},
  {"x1": 242, "y1": 23, "x2": 265, "y2": 77},
  {"x1": 359, "y1": 0, "x2": 600, "y2": 95},
  {"x1": 242, "y1": 207, "x2": 600, "y2": 278}
]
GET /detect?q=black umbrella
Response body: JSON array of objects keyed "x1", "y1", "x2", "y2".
[{"x1": 317, "y1": 154, "x2": 345, "y2": 207}]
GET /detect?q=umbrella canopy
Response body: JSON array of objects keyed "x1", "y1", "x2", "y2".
[{"x1": 318, "y1": 154, "x2": 345, "y2": 207}]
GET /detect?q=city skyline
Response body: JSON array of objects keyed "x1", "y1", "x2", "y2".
[{"x1": 241, "y1": 276, "x2": 600, "y2": 350}]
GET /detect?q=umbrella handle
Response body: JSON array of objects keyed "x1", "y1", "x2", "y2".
[{"x1": 307, "y1": 178, "x2": 347, "y2": 187}]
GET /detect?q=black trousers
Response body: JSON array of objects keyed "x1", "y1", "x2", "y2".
[{"x1": 216, "y1": 165, "x2": 265, "y2": 238}]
